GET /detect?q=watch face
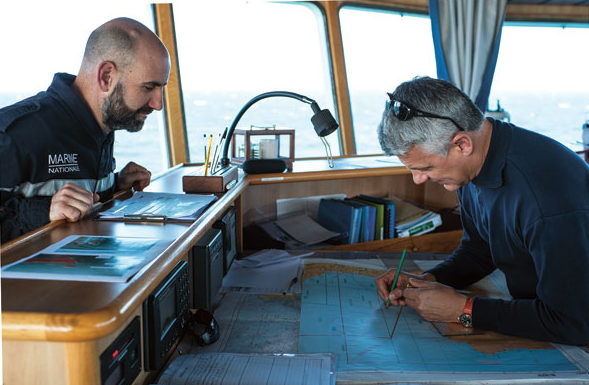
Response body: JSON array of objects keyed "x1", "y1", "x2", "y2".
[{"x1": 459, "y1": 313, "x2": 473, "y2": 328}]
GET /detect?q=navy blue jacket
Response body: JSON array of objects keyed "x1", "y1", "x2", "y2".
[
  {"x1": 0, "y1": 73, "x2": 117, "y2": 243},
  {"x1": 427, "y1": 118, "x2": 589, "y2": 345}
]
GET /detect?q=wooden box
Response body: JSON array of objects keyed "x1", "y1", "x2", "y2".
[
  {"x1": 230, "y1": 127, "x2": 295, "y2": 170},
  {"x1": 182, "y1": 165, "x2": 238, "y2": 193}
]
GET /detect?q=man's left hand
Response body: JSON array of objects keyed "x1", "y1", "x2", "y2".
[
  {"x1": 117, "y1": 161, "x2": 151, "y2": 191},
  {"x1": 402, "y1": 278, "x2": 467, "y2": 323}
]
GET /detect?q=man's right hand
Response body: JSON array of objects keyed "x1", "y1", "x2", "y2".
[
  {"x1": 375, "y1": 268, "x2": 436, "y2": 307},
  {"x1": 49, "y1": 183, "x2": 99, "y2": 222}
]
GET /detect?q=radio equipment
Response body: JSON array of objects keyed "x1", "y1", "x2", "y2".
[
  {"x1": 191, "y1": 227, "x2": 224, "y2": 310},
  {"x1": 214, "y1": 206, "x2": 237, "y2": 274},
  {"x1": 143, "y1": 261, "x2": 190, "y2": 371},
  {"x1": 100, "y1": 317, "x2": 141, "y2": 385}
]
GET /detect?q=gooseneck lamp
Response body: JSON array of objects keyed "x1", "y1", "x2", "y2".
[{"x1": 220, "y1": 91, "x2": 339, "y2": 172}]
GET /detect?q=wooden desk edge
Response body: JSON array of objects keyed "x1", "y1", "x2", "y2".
[
  {"x1": 246, "y1": 165, "x2": 410, "y2": 185},
  {"x1": 1, "y1": 179, "x2": 248, "y2": 342}
]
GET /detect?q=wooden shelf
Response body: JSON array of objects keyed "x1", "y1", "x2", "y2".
[{"x1": 319, "y1": 229, "x2": 463, "y2": 255}]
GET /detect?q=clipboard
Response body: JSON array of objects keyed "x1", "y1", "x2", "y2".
[{"x1": 96, "y1": 191, "x2": 218, "y2": 223}]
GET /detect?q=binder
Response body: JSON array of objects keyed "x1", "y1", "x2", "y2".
[
  {"x1": 356, "y1": 194, "x2": 396, "y2": 239},
  {"x1": 348, "y1": 198, "x2": 376, "y2": 242},
  {"x1": 317, "y1": 199, "x2": 362, "y2": 244},
  {"x1": 343, "y1": 199, "x2": 375, "y2": 243},
  {"x1": 352, "y1": 197, "x2": 385, "y2": 240}
]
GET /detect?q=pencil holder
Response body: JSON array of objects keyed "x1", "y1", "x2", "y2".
[{"x1": 182, "y1": 165, "x2": 238, "y2": 193}]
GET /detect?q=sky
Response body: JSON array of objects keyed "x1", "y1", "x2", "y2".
[{"x1": 0, "y1": 1, "x2": 587, "y2": 95}]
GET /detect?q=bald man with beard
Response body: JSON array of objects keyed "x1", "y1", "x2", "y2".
[{"x1": 0, "y1": 18, "x2": 171, "y2": 243}]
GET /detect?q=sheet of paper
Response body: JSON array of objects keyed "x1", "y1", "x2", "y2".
[
  {"x1": 222, "y1": 250, "x2": 302, "y2": 294},
  {"x1": 257, "y1": 221, "x2": 305, "y2": 249},
  {"x1": 274, "y1": 214, "x2": 339, "y2": 246},
  {"x1": 156, "y1": 353, "x2": 335, "y2": 385},
  {"x1": 233, "y1": 249, "x2": 313, "y2": 268},
  {"x1": 1, "y1": 235, "x2": 168, "y2": 282},
  {"x1": 276, "y1": 193, "x2": 346, "y2": 220}
]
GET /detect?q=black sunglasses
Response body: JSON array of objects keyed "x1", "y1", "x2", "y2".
[{"x1": 386, "y1": 93, "x2": 465, "y2": 131}]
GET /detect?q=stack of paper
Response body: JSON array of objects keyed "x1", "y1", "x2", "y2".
[
  {"x1": 222, "y1": 249, "x2": 308, "y2": 294},
  {"x1": 388, "y1": 196, "x2": 442, "y2": 237},
  {"x1": 274, "y1": 214, "x2": 340, "y2": 246},
  {"x1": 157, "y1": 352, "x2": 335, "y2": 385}
]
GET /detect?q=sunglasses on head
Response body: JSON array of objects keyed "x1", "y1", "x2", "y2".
[{"x1": 386, "y1": 93, "x2": 465, "y2": 131}]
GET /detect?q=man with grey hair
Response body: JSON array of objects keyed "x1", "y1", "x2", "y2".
[
  {"x1": 375, "y1": 76, "x2": 589, "y2": 345},
  {"x1": 0, "y1": 18, "x2": 171, "y2": 243}
]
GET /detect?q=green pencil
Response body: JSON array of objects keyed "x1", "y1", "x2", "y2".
[{"x1": 386, "y1": 249, "x2": 407, "y2": 306}]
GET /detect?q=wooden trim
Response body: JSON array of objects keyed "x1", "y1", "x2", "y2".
[
  {"x1": 234, "y1": 195, "x2": 243, "y2": 254},
  {"x1": 246, "y1": 165, "x2": 410, "y2": 185},
  {"x1": 0, "y1": 219, "x2": 64, "y2": 257},
  {"x1": 319, "y1": 1, "x2": 356, "y2": 155},
  {"x1": 320, "y1": 229, "x2": 463, "y2": 254},
  {"x1": 338, "y1": 0, "x2": 428, "y2": 14},
  {"x1": 65, "y1": 341, "x2": 100, "y2": 384},
  {"x1": 2, "y1": 340, "x2": 67, "y2": 384},
  {"x1": 152, "y1": 4, "x2": 189, "y2": 166},
  {"x1": 0, "y1": 190, "x2": 131, "y2": 258},
  {"x1": 506, "y1": 4, "x2": 589, "y2": 23},
  {"x1": 335, "y1": 0, "x2": 588, "y2": 23}
]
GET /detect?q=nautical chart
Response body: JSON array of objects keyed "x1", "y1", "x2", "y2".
[
  {"x1": 188, "y1": 259, "x2": 589, "y2": 383},
  {"x1": 298, "y1": 271, "x2": 589, "y2": 382}
]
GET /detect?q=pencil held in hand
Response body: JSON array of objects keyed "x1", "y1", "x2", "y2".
[{"x1": 386, "y1": 249, "x2": 407, "y2": 306}]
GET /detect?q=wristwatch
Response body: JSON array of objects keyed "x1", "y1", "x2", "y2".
[{"x1": 458, "y1": 297, "x2": 474, "y2": 328}]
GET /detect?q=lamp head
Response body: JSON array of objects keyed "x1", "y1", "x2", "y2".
[
  {"x1": 221, "y1": 91, "x2": 339, "y2": 169},
  {"x1": 310, "y1": 101, "x2": 339, "y2": 137}
]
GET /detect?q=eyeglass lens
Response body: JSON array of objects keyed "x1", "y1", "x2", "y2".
[{"x1": 392, "y1": 101, "x2": 412, "y2": 121}]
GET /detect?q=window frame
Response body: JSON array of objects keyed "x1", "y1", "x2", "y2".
[{"x1": 153, "y1": 0, "x2": 589, "y2": 164}]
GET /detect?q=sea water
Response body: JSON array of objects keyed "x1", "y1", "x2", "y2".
[{"x1": 1, "y1": 91, "x2": 588, "y2": 176}]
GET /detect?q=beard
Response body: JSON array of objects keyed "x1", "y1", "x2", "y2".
[{"x1": 102, "y1": 82, "x2": 153, "y2": 132}]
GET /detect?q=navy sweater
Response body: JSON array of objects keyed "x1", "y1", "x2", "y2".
[
  {"x1": 427, "y1": 119, "x2": 589, "y2": 345},
  {"x1": 0, "y1": 73, "x2": 116, "y2": 242}
]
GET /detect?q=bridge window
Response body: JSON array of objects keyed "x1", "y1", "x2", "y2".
[
  {"x1": 0, "y1": 3, "x2": 168, "y2": 175},
  {"x1": 339, "y1": 7, "x2": 437, "y2": 155},
  {"x1": 489, "y1": 23, "x2": 589, "y2": 151},
  {"x1": 173, "y1": 2, "x2": 339, "y2": 163}
]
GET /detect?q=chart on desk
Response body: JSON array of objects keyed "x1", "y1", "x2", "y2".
[{"x1": 298, "y1": 271, "x2": 586, "y2": 376}]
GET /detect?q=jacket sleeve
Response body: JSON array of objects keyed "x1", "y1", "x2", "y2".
[
  {"x1": 473, "y1": 212, "x2": 589, "y2": 345},
  {"x1": 0, "y1": 100, "x2": 53, "y2": 243},
  {"x1": 1, "y1": 195, "x2": 51, "y2": 243}
]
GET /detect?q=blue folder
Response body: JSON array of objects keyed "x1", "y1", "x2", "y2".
[
  {"x1": 345, "y1": 199, "x2": 376, "y2": 242},
  {"x1": 317, "y1": 199, "x2": 362, "y2": 244},
  {"x1": 356, "y1": 194, "x2": 396, "y2": 239}
]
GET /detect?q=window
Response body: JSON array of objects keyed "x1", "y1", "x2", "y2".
[
  {"x1": 340, "y1": 7, "x2": 437, "y2": 155},
  {"x1": 0, "y1": 4, "x2": 168, "y2": 175},
  {"x1": 173, "y1": 1, "x2": 339, "y2": 163},
  {"x1": 489, "y1": 23, "x2": 589, "y2": 151}
]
